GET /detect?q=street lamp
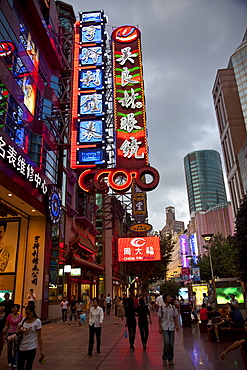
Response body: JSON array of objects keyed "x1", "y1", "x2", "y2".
[{"x1": 201, "y1": 234, "x2": 214, "y2": 281}]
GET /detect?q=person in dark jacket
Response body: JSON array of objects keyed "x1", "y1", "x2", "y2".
[
  {"x1": 136, "y1": 297, "x2": 151, "y2": 350},
  {"x1": 125, "y1": 297, "x2": 136, "y2": 351},
  {"x1": 0, "y1": 303, "x2": 6, "y2": 356}
]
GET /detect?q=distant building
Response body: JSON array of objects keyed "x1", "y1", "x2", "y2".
[
  {"x1": 161, "y1": 206, "x2": 184, "y2": 237},
  {"x1": 184, "y1": 150, "x2": 227, "y2": 215},
  {"x1": 212, "y1": 30, "x2": 247, "y2": 215}
]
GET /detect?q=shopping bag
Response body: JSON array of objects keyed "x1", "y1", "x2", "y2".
[
  {"x1": 124, "y1": 326, "x2": 128, "y2": 338},
  {"x1": 80, "y1": 313, "x2": 86, "y2": 323}
]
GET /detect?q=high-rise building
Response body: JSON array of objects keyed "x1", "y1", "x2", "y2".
[
  {"x1": 184, "y1": 150, "x2": 227, "y2": 215},
  {"x1": 212, "y1": 30, "x2": 247, "y2": 215}
]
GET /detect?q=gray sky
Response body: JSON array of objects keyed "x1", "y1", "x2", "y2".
[{"x1": 67, "y1": 0, "x2": 247, "y2": 231}]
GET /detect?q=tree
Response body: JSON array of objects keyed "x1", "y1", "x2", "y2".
[
  {"x1": 126, "y1": 232, "x2": 174, "y2": 293},
  {"x1": 234, "y1": 194, "x2": 247, "y2": 282},
  {"x1": 196, "y1": 233, "x2": 239, "y2": 281},
  {"x1": 160, "y1": 281, "x2": 180, "y2": 298}
]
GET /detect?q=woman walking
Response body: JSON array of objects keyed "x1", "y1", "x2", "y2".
[
  {"x1": 60, "y1": 297, "x2": 69, "y2": 324},
  {"x1": 125, "y1": 297, "x2": 137, "y2": 351},
  {"x1": 116, "y1": 297, "x2": 125, "y2": 324},
  {"x1": 136, "y1": 297, "x2": 151, "y2": 350},
  {"x1": 87, "y1": 298, "x2": 104, "y2": 356},
  {"x1": 17, "y1": 305, "x2": 44, "y2": 370},
  {"x1": 75, "y1": 298, "x2": 84, "y2": 326},
  {"x1": 0, "y1": 303, "x2": 6, "y2": 357},
  {"x1": 4, "y1": 304, "x2": 23, "y2": 368}
]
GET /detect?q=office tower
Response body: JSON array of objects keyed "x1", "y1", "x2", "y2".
[
  {"x1": 184, "y1": 149, "x2": 227, "y2": 215},
  {"x1": 212, "y1": 30, "x2": 247, "y2": 215}
]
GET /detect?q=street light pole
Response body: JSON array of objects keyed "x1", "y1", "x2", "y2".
[{"x1": 201, "y1": 234, "x2": 214, "y2": 281}]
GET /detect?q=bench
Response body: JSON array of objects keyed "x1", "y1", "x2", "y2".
[{"x1": 207, "y1": 327, "x2": 246, "y2": 342}]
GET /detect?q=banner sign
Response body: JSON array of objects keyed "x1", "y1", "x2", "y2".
[{"x1": 118, "y1": 236, "x2": 161, "y2": 262}]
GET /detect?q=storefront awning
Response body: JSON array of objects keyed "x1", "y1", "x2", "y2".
[
  {"x1": 66, "y1": 250, "x2": 103, "y2": 272},
  {"x1": 69, "y1": 232, "x2": 98, "y2": 254}
]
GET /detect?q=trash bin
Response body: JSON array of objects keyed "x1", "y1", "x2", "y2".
[{"x1": 180, "y1": 303, "x2": 191, "y2": 327}]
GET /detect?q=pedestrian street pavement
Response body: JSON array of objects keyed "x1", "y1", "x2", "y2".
[{"x1": 0, "y1": 307, "x2": 244, "y2": 369}]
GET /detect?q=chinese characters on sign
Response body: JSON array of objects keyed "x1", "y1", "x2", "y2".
[
  {"x1": 112, "y1": 26, "x2": 148, "y2": 169},
  {"x1": 0, "y1": 135, "x2": 47, "y2": 194},
  {"x1": 31, "y1": 236, "x2": 40, "y2": 285},
  {"x1": 71, "y1": 11, "x2": 107, "y2": 169},
  {"x1": 118, "y1": 236, "x2": 161, "y2": 262}
]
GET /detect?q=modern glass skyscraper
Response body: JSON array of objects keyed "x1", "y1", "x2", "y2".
[{"x1": 184, "y1": 150, "x2": 227, "y2": 215}]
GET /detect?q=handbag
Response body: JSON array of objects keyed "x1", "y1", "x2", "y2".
[{"x1": 124, "y1": 326, "x2": 128, "y2": 338}]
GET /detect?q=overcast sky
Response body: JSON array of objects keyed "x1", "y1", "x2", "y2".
[{"x1": 67, "y1": 0, "x2": 247, "y2": 232}]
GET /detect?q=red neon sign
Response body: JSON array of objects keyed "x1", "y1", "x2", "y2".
[
  {"x1": 112, "y1": 26, "x2": 148, "y2": 170},
  {"x1": 118, "y1": 236, "x2": 161, "y2": 262}
]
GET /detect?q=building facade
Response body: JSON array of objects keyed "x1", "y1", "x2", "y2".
[
  {"x1": 184, "y1": 149, "x2": 227, "y2": 215},
  {"x1": 161, "y1": 206, "x2": 184, "y2": 236},
  {"x1": 212, "y1": 30, "x2": 247, "y2": 216}
]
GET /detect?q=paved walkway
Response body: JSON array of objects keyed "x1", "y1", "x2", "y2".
[{"x1": 0, "y1": 308, "x2": 244, "y2": 369}]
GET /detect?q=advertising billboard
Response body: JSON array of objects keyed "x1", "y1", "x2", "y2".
[
  {"x1": 118, "y1": 236, "x2": 160, "y2": 262},
  {"x1": 216, "y1": 287, "x2": 244, "y2": 304}
]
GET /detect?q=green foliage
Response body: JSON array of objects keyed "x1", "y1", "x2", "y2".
[
  {"x1": 126, "y1": 232, "x2": 174, "y2": 293},
  {"x1": 234, "y1": 195, "x2": 247, "y2": 282},
  {"x1": 196, "y1": 233, "x2": 239, "y2": 281},
  {"x1": 160, "y1": 281, "x2": 180, "y2": 298}
]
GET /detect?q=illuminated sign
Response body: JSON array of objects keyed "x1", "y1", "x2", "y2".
[
  {"x1": 191, "y1": 267, "x2": 201, "y2": 282},
  {"x1": 112, "y1": 25, "x2": 148, "y2": 170},
  {"x1": 80, "y1": 12, "x2": 103, "y2": 23},
  {"x1": 78, "y1": 119, "x2": 103, "y2": 144},
  {"x1": 129, "y1": 223, "x2": 152, "y2": 233},
  {"x1": 190, "y1": 234, "x2": 198, "y2": 265},
  {"x1": 79, "y1": 69, "x2": 103, "y2": 90},
  {"x1": 79, "y1": 46, "x2": 103, "y2": 66},
  {"x1": 71, "y1": 11, "x2": 107, "y2": 169},
  {"x1": 0, "y1": 41, "x2": 15, "y2": 57},
  {"x1": 180, "y1": 235, "x2": 189, "y2": 268},
  {"x1": 132, "y1": 181, "x2": 147, "y2": 222},
  {"x1": 71, "y1": 268, "x2": 81, "y2": 276},
  {"x1": 48, "y1": 186, "x2": 62, "y2": 225},
  {"x1": 0, "y1": 135, "x2": 47, "y2": 194},
  {"x1": 118, "y1": 236, "x2": 161, "y2": 262}
]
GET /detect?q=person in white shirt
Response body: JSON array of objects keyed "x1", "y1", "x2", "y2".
[
  {"x1": 105, "y1": 294, "x2": 112, "y2": 315},
  {"x1": 155, "y1": 291, "x2": 164, "y2": 311},
  {"x1": 87, "y1": 298, "x2": 104, "y2": 356},
  {"x1": 27, "y1": 289, "x2": 36, "y2": 307},
  {"x1": 17, "y1": 305, "x2": 44, "y2": 369},
  {"x1": 158, "y1": 294, "x2": 179, "y2": 366}
]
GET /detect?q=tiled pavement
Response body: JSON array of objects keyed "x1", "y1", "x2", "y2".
[{"x1": 0, "y1": 308, "x2": 244, "y2": 369}]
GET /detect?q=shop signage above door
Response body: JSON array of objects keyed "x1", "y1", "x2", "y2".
[{"x1": 0, "y1": 135, "x2": 47, "y2": 195}]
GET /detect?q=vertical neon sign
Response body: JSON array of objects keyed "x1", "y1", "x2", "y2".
[
  {"x1": 71, "y1": 11, "x2": 107, "y2": 169},
  {"x1": 112, "y1": 26, "x2": 149, "y2": 170},
  {"x1": 180, "y1": 235, "x2": 189, "y2": 268}
]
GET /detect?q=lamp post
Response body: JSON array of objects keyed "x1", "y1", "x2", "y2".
[{"x1": 202, "y1": 234, "x2": 214, "y2": 281}]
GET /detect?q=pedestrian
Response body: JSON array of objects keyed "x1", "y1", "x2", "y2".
[
  {"x1": 114, "y1": 296, "x2": 119, "y2": 323},
  {"x1": 229, "y1": 294, "x2": 239, "y2": 309},
  {"x1": 17, "y1": 305, "x2": 44, "y2": 370},
  {"x1": 125, "y1": 297, "x2": 137, "y2": 352},
  {"x1": 158, "y1": 293, "x2": 179, "y2": 366},
  {"x1": 2, "y1": 293, "x2": 14, "y2": 317},
  {"x1": 208, "y1": 291, "x2": 215, "y2": 309},
  {"x1": 202, "y1": 292, "x2": 209, "y2": 306},
  {"x1": 75, "y1": 298, "x2": 84, "y2": 326},
  {"x1": 60, "y1": 297, "x2": 69, "y2": 323},
  {"x1": 136, "y1": 297, "x2": 151, "y2": 350},
  {"x1": 116, "y1": 297, "x2": 125, "y2": 324},
  {"x1": 229, "y1": 305, "x2": 244, "y2": 328},
  {"x1": 0, "y1": 303, "x2": 6, "y2": 356},
  {"x1": 105, "y1": 294, "x2": 112, "y2": 315},
  {"x1": 199, "y1": 303, "x2": 208, "y2": 324},
  {"x1": 207, "y1": 306, "x2": 224, "y2": 343},
  {"x1": 99, "y1": 294, "x2": 105, "y2": 315},
  {"x1": 4, "y1": 303, "x2": 23, "y2": 368},
  {"x1": 155, "y1": 291, "x2": 164, "y2": 311},
  {"x1": 87, "y1": 298, "x2": 104, "y2": 357},
  {"x1": 220, "y1": 318, "x2": 247, "y2": 369},
  {"x1": 68, "y1": 295, "x2": 77, "y2": 324},
  {"x1": 27, "y1": 289, "x2": 36, "y2": 307},
  {"x1": 190, "y1": 291, "x2": 198, "y2": 322}
]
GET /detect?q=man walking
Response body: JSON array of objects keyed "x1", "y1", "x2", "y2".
[
  {"x1": 158, "y1": 294, "x2": 179, "y2": 366},
  {"x1": 105, "y1": 294, "x2": 112, "y2": 315}
]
